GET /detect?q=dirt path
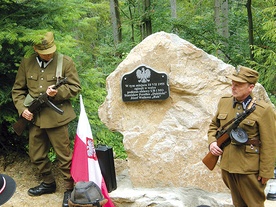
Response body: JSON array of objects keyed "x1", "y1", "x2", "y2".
[
  {"x1": 1, "y1": 153, "x2": 67, "y2": 207},
  {"x1": 0, "y1": 153, "x2": 126, "y2": 207}
]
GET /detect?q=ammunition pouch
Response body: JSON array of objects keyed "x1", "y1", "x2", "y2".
[{"x1": 23, "y1": 94, "x2": 34, "y2": 107}]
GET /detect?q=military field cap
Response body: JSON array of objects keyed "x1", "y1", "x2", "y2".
[
  {"x1": 69, "y1": 181, "x2": 108, "y2": 207},
  {"x1": 34, "y1": 31, "x2": 57, "y2": 55},
  {"x1": 0, "y1": 174, "x2": 16, "y2": 205},
  {"x1": 227, "y1": 65, "x2": 259, "y2": 84}
]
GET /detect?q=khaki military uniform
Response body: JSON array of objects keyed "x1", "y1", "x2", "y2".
[
  {"x1": 12, "y1": 52, "x2": 81, "y2": 189},
  {"x1": 208, "y1": 94, "x2": 276, "y2": 207}
]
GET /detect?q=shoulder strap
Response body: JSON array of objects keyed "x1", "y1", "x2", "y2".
[{"x1": 56, "y1": 53, "x2": 64, "y2": 79}]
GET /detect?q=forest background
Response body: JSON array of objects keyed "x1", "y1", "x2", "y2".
[{"x1": 0, "y1": 0, "x2": 276, "y2": 161}]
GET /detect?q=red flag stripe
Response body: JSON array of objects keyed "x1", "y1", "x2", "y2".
[{"x1": 71, "y1": 134, "x2": 88, "y2": 182}]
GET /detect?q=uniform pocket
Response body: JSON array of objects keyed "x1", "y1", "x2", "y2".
[
  {"x1": 217, "y1": 113, "x2": 228, "y2": 127},
  {"x1": 27, "y1": 73, "x2": 38, "y2": 89},
  {"x1": 243, "y1": 145, "x2": 260, "y2": 172},
  {"x1": 241, "y1": 118, "x2": 257, "y2": 137},
  {"x1": 27, "y1": 73, "x2": 38, "y2": 80},
  {"x1": 46, "y1": 74, "x2": 57, "y2": 83},
  {"x1": 243, "y1": 118, "x2": 256, "y2": 127},
  {"x1": 245, "y1": 144, "x2": 260, "y2": 154},
  {"x1": 218, "y1": 113, "x2": 228, "y2": 120}
]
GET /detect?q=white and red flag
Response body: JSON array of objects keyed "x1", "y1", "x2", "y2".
[{"x1": 71, "y1": 95, "x2": 115, "y2": 207}]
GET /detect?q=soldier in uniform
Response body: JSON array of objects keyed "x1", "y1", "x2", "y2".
[
  {"x1": 208, "y1": 66, "x2": 276, "y2": 207},
  {"x1": 12, "y1": 31, "x2": 81, "y2": 207}
]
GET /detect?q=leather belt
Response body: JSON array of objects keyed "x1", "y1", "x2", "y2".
[{"x1": 245, "y1": 139, "x2": 261, "y2": 146}]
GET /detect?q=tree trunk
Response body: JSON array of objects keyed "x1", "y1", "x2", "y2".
[
  {"x1": 214, "y1": 0, "x2": 229, "y2": 60},
  {"x1": 140, "y1": 0, "x2": 152, "y2": 40},
  {"x1": 128, "y1": 2, "x2": 135, "y2": 43},
  {"x1": 214, "y1": 0, "x2": 221, "y2": 35},
  {"x1": 246, "y1": 0, "x2": 254, "y2": 60},
  {"x1": 214, "y1": 0, "x2": 229, "y2": 38},
  {"x1": 109, "y1": 0, "x2": 122, "y2": 45},
  {"x1": 170, "y1": 0, "x2": 177, "y2": 18}
]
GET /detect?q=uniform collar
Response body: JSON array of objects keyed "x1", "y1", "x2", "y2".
[
  {"x1": 36, "y1": 56, "x2": 53, "y2": 68},
  {"x1": 233, "y1": 95, "x2": 252, "y2": 110}
]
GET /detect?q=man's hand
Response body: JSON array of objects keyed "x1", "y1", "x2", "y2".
[
  {"x1": 22, "y1": 109, "x2": 33, "y2": 121},
  {"x1": 209, "y1": 141, "x2": 223, "y2": 156},
  {"x1": 46, "y1": 85, "x2": 58, "y2": 97},
  {"x1": 258, "y1": 176, "x2": 269, "y2": 185}
]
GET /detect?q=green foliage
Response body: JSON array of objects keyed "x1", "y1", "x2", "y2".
[
  {"x1": 48, "y1": 147, "x2": 57, "y2": 162},
  {"x1": 251, "y1": 3, "x2": 276, "y2": 96}
]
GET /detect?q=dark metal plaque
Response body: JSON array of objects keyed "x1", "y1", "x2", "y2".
[{"x1": 121, "y1": 65, "x2": 169, "y2": 102}]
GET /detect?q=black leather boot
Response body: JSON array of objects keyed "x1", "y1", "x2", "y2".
[
  {"x1": 28, "y1": 182, "x2": 56, "y2": 196},
  {"x1": 62, "y1": 189, "x2": 72, "y2": 207}
]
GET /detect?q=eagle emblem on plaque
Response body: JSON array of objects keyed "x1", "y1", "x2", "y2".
[{"x1": 136, "y1": 67, "x2": 151, "y2": 83}]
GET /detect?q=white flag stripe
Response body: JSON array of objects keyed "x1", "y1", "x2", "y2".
[{"x1": 76, "y1": 95, "x2": 92, "y2": 141}]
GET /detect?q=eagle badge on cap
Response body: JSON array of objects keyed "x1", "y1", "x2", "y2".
[{"x1": 42, "y1": 39, "x2": 48, "y2": 45}]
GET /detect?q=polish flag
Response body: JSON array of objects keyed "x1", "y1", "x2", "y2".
[{"x1": 71, "y1": 95, "x2": 115, "y2": 207}]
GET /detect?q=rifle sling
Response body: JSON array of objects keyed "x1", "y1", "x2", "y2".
[{"x1": 56, "y1": 53, "x2": 64, "y2": 80}]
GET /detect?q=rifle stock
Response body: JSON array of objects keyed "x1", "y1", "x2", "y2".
[
  {"x1": 202, "y1": 132, "x2": 230, "y2": 170},
  {"x1": 202, "y1": 152, "x2": 219, "y2": 171},
  {"x1": 12, "y1": 116, "x2": 29, "y2": 136}
]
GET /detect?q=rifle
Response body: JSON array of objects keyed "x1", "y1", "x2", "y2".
[
  {"x1": 202, "y1": 98, "x2": 256, "y2": 170},
  {"x1": 13, "y1": 77, "x2": 67, "y2": 136}
]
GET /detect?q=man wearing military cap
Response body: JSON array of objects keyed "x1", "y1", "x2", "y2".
[
  {"x1": 12, "y1": 31, "x2": 81, "y2": 207},
  {"x1": 207, "y1": 66, "x2": 276, "y2": 206}
]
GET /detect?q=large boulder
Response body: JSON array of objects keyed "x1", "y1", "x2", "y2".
[{"x1": 98, "y1": 31, "x2": 273, "y2": 193}]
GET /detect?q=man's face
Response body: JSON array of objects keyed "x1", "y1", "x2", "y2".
[{"x1": 231, "y1": 80, "x2": 254, "y2": 102}]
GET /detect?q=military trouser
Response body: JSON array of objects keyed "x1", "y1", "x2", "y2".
[
  {"x1": 29, "y1": 124, "x2": 74, "y2": 190},
  {"x1": 222, "y1": 169, "x2": 266, "y2": 207}
]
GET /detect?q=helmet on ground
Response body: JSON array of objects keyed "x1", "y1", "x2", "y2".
[{"x1": 69, "y1": 181, "x2": 108, "y2": 207}]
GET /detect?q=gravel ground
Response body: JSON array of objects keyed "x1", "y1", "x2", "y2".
[
  {"x1": 0, "y1": 153, "x2": 126, "y2": 207},
  {"x1": 1, "y1": 153, "x2": 64, "y2": 207}
]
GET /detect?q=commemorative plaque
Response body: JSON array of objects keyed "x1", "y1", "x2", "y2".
[{"x1": 121, "y1": 65, "x2": 169, "y2": 102}]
